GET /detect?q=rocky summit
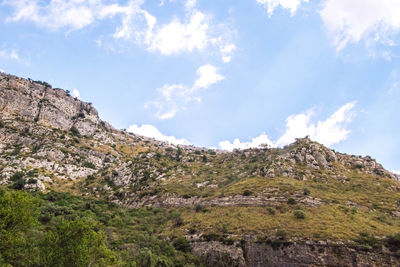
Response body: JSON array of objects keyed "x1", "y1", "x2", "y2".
[{"x1": 0, "y1": 72, "x2": 400, "y2": 266}]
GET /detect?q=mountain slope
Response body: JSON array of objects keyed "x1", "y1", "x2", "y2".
[{"x1": 0, "y1": 72, "x2": 399, "y2": 266}]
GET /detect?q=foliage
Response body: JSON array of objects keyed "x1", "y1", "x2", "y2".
[
  {"x1": 40, "y1": 219, "x2": 117, "y2": 266},
  {"x1": 0, "y1": 188, "x2": 202, "y2": 266},
  {"x1": 293, "y1": 210, "x2": 306, "y2": 219},
  {"x1": 0, "y1": 190, "x2": 39, "y2": 266},
  {"x1": 70, "y1": 126, "x2": 80, "y2": 137},
  {"x1": 386, "y1": 233, "x2": 400, "y2": 253}
]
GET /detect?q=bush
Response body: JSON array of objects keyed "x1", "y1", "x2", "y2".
[
  {"x1": 242, "y1": 190, "x2": 253, "y2": 196},
  {"x1": 266, "y1": 207, "x2": 276, "y2": 215},
  {"x1": 386, "y1": 233, "x2": 400, "y2": 252},
  {"x1": 303, "y1": 188, "x2": 311, "y2": 195},
  {"x1": 173, "y1": 237, "x2": 191, "y2": 253},
  {"x1": 70, "y1": 126, "x2": 80, "y2": 137},
  {"x1": 195, "y1": 204, "x2": 203, "y2": 212},
  {"x1": 82, "y1": 161, "x2": 96, "y2": 169},
  {"x1": 10, "y1": 172, "x2": 26, "y2": 190},
  {"x1": 293, "y1": 210, "x2": 306, "y2": 219},
  {"x1": 287, "y1": 198, "x2": 297, "y2": 205},
  {"x1": 275, "y1": 228, "x2": 287, "y2": 238},
  {"x1": 355, "y1": 232, "x2": 380, "y2": 250}
]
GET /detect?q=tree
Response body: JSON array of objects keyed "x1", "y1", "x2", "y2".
[
  {"x1": 0, "y1": 190, "x2": 39, "y2": 266},
  {"x1": 40, "y1": 219, "x2": 117, "y2": 266}
]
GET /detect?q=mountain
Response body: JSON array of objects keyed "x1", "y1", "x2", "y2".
[{"x1": 0, "y1": 72, "x2": 399, "y2": 266}]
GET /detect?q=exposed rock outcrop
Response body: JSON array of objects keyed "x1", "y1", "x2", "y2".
[{"x1": 191, "y1": 240, "x2": 400, "y2": 267}]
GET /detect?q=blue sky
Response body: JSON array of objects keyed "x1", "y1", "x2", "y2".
[{"x1": 0, "y1": 0, "x2": 399, "y2": 172}]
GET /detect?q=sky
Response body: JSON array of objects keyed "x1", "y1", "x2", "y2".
[{"x1": 0, "y1": 0, "x2": 399, "y2": 172}]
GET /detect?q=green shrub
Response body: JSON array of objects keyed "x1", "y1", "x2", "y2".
[
  {"x1": 173, "y1": 237, "x2": 191, "y2": 253},
  {"x1": 10, "y1": 172, "x2": 26, "y2": 190},
  {"x1": 293, "y1": 210, "x2": 306, "y2": 219},
  {"x1": 385, "y1": 233, "x2": 400, "y2": 252},
  {"x1": 303, "y1": 188, "x2": 311, "y2": 195},
  {"x1": 82, "y1": 161, "x2": 96, "y2": 169},
  {"x1": 355, "y1": 232, "x2": 380, "y2": 250},
  {"x1": 242, "y1": 190, "x2": 253, "y2": 196},
  {"x1": 70, "y1": 126, "x2": 80, "y2": 137},
  {"x1": 266, "y1": 207, "x2": 276, "y2": 215},
  {"x1": 275, "y1": 228, "x2": 287, "y2": 238},
  {"x1": 195, "y1": 204, "x2": 204, "y2": 212},
  {"x1": 287, "y1": 198, "x2": 297, "y2": 205}
]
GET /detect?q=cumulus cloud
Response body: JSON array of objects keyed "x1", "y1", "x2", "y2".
[
  {"x1": 127, "y1": 124, "x2": 190, "y2": 145},
  {"x1": 148, "y1": 64, "x2": 224, "y2": 119},
  {"x1": 72, "y1": 89, "x2": 80, "y2": 98},
  {"x1": 149, "y1": 11, "x2": 209, "y2": 55},
  {"x1": 147, "y1": 5, "x2": 234, "y2": 61},
  {"x1": 320, "y1": 0, "x2": 400, "y2": 51},
  {"x1": 192, "y1": 65, "x2": 225, "y2": 90},
  {"x1": 4, "y1": 0, "x2": 235, "y2": 61},
  {"x1": 276, "y1": 101, "x2": 356, "y2": 147},
  {"x1": 0, "y1": 49, "x2": 20, "y2": 61},
  {"x1": 0, "y1": 69, "x2": 4, "y2": 73},
  {"x1": 257, "y1": 0, "x2": 309, "y2": 17},
  {"x1": 219, "y1": 134, "x2": 274, "y2": 151},
  {"x1": 219, "y1": 101, "x2": 356, "y2": 151}
]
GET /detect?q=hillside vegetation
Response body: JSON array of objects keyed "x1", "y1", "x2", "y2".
[{"x1": 0, "y1": 72, "x2": 399, "y2": 266}]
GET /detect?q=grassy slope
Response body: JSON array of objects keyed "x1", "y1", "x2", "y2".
[{"x1": 1, "y1": 117, "x2": 400, "y2": 259}]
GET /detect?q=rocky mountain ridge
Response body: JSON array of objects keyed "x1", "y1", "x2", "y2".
[{"x1": 1, "y1": 72, "x2": 400, "y2": 266}]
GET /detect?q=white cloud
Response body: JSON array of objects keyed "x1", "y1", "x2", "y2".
[
  {"x1": 392, "y1": 170, "x2": 400, "y2": 175},
  {"x1": 3, "y1": 0, "x2": 154, "y2": 35},
  {"x1": 4, "y1": 0, "x2": 235, "y2": 61},
  {"x1": 130, "y1": 102, "x2": 356, "y2": 150},
  {"x1": 149, "y1": 11, "x2": 208, "y2": 55},
  {"x1": 219, "y1": 101, "x2": 356, "y2": 150},
  {"x1": 0, "y1": 49, "x2": 20, "y2": 61},
  {"x1": 0, "y1": 69, "x2": 4, "y2": 73},
  {"x1": 193, "y1": 64, "x2": 225, "y2": 90},
  {"x1": 148, "y1": 64, "x2": 224, "y2": 119},
  {"x1": 276, "y1": 101, "x2": 356, "y2": 147},
  {"x1": 220, "y1": 44, "x2": 236, "y2": 63},
  {"x1": 185, "y1": 0, "x2": 197, "y2": 10},
  {"x1": 257, "y1": 0, "x2": 309, "y2": 17},
  {"x1": 320, "y1": 0, "x2": 400, "y2": 51},
  {"x1": 4, "y1": 0, "x2": 101, "y2": 30},
  {"x1": 72, "y1": 89, "x2": 80, "y2": 98},
  {"x1": 219, "y1": 134, "x2": 274, "y2": 151},
  {"x1": 127, "y1": 124, "x2": 191, "y2": 145}
]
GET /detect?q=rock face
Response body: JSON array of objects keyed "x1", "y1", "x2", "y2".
[
  {"x1": 0, "y1": 73, "x2": 112, "y2": 138},
  {"x1": 191, "y1": 240, "x2": 400, "y2": 267}
]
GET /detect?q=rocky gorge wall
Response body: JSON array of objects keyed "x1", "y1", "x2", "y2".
[{"x1": 192, "y1": 240, "x2": 400, "y2": 267}]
